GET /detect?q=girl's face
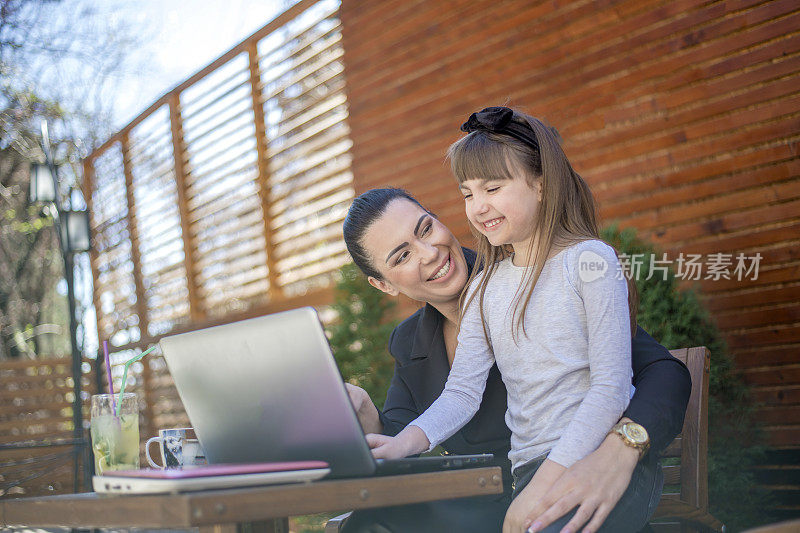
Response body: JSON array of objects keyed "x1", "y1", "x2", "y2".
[
  {"x1": 360, "y1": 198, "x2": 469, "y2": 305},
  {"x1": 459, "y1": 173, "x2": 542, "y2": 258}
]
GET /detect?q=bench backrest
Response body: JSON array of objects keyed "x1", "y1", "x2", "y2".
[
  {"x1": 650, "y1": 346, "x2": 721, "y2": 532},
  {"x1": 665, "y1": 346, "x2": 710, "y2": 509}
]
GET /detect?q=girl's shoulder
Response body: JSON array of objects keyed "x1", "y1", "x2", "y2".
[
  {"x1": 562, "y1": 238, "x2": 617, "y2": 259},
  {"x1": 560, "y1": 239, "x2": 622, "y2": 283}
]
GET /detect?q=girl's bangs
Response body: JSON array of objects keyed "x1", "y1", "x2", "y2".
[{"x1": 449, "y1": 133, "x2": 517, "y2": 185}]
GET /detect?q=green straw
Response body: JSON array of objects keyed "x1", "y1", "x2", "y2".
[{"x1": 115, "y1": 345, "x2": 157, "y2": 416}]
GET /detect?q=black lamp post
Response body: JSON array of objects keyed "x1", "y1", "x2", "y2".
[{"x1": 29, "y1": 121, "x2": 92, "y2": 492}]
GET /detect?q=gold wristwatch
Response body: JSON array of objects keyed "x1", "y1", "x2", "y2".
[{"x1": 610, "y1": 421, "x2": 650, "y2": 459}]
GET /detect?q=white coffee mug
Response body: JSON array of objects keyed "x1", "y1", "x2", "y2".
[{"x1": 145, "y1": 427, "x2": 206, "y2": 469}]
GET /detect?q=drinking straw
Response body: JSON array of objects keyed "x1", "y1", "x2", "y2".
[
  {"x1": 115, "y1": 345, "x2": 157, "y2": 416},
  {"x1": 102, "y1": 340, "x2": 117, "y2": 415}
]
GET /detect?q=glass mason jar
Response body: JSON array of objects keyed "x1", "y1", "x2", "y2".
[{"x1": 90, "y1": 393, "x2": 140, "y2": 474}]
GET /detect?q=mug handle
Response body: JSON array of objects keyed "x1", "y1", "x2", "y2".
[{"x1": 145, "y1": 436, "x2": 163, "y2": 468}]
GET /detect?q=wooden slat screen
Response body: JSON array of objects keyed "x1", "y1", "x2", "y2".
[
  {"x1": 259, "y1": 1, "x2": 353, "y2": 296},
  {"x1": 90, "y1": 146, "x2": 140, "y2": 347},
  {"x1": 78, "y1": 0, "x2": 352, "y2": 461},
  {"x1": 128, "y1": 106, "x2": 191, "y2": 337},
  {"x1": 181, "y1": 53, "x2": 270, "y2": 318},
  {"x1": 83, "y1": 0, "x2": 352, "y2": 354}
]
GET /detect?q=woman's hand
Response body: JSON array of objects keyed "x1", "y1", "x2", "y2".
[
  {"x1": 344, "y1": 383, "x2": 383, "y2": 435},
  {"x1": 503, "y1": 459, "x2": 566, "y2": 533},
  {"x1": 366, "y1": 425, "x2": 430, "y2": 459},
  {"x1": 521, "y1": 425, "x2": 640, "y2": 533}
]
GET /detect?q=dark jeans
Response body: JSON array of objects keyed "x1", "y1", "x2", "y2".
[
  {"x1": 511, "y1": 454, "x2": 664, "y2": 533},
  {"x1": 340, "y1": 455, "x2": 662, "y2": 533}
]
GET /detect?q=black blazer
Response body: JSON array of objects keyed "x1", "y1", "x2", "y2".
[{"x1": 377, "y1": 249, "x2": 692, "y2": 467}]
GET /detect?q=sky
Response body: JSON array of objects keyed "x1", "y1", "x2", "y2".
[{"x1": 109, "y1": 0, "x2": 292, "y2": 129}]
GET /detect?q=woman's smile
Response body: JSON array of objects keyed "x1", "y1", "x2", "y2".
[{"x1": 428, "y1": 254, "x2": 453, "y2": 282}]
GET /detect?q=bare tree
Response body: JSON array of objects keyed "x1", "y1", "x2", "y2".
[
  {"x1": 0, "y1": 146, "x2": 66, "y2": 358},
  {"x1": 0, "y1": 0, "x2": 146, "y2": 358}
]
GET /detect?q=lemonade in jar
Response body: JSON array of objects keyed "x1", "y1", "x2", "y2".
[{"x1": 90, "y1": 393, "x2": 139, "y2": 474}]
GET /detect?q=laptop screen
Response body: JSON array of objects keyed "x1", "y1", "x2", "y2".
[{"x1": 160, "y1": 307, "x2": 377, "y2": 477}]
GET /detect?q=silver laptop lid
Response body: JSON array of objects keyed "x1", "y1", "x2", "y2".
[{"x1": 159, "y1": 307, "x2": 376, "y2": 477}]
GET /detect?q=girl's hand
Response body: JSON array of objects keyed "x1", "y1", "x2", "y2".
[
  {"x1": 503, "y1": 459, "x2": 566, "y2": 533},
  {"x1": 366, "y1": 425, "x2": 430, "y2": 459},
  {"x1": 344, "y1": 383, "x2": 383, "y2": 435}
]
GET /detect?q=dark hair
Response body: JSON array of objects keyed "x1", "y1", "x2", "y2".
[{"x1": 343, "y1": 188, "x2": 428, "y2": 280}]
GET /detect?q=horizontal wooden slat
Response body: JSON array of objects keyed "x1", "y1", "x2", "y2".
[
  {"x1": 714, "y1": 304, "x2": 800, "y2": 330},
  {"x1": 0, "y1": 400, "x2": 90, "y2": 416},
  {"x1": 183, "y1": 102, "x2": 255, "y2": 160},
  {"x1": 269, "y1": 133, "x2": 351, "y2": 185},
  {"x1": 184, "y1": 106, "x2": 255, "y2": 157},
  {"x1": 181, "y1": 72, "x2": 251, "y2": 127},
  {"x1": 184, "y1": 131, "x2": 256, "y2": 179},
  {"x1": 755, "y1": 406, "x2": 800, "y2": 426}
]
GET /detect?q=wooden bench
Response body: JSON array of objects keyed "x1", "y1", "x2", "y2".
[
  {"x1": 327, "y1": 346, "x2": 725, "y2": 532},
  {"x1": 651, "y1": 346, "x2": 724, "y2": 532}
]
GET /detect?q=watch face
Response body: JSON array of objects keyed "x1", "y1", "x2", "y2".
[{"x1": 623, "y1": 424, "x2": 648, "y2": 445}]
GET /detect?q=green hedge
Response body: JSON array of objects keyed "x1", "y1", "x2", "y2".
[{"x1": 327, "y1": 263, "x2": 398, "y2": 409}]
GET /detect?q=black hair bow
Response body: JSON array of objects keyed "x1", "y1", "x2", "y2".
[
  {"x1": 460, "y1": 106, "x2": 539, "y2": 151},
  {"x1": 461, "y1": 106, "x2": 514, "y2": 133}
]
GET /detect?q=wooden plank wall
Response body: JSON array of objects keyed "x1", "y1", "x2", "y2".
[{"x1": 339, "y1": 0, "x2": 800, "y2": 518}]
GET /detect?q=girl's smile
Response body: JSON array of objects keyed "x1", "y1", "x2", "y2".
[{"x1": 480, "y1": 217, "x2": 505, "y2": 231}]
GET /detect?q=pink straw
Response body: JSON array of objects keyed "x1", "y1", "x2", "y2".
[{"x1": 103, "y1": 340, "x2": 117, "y2": 415}]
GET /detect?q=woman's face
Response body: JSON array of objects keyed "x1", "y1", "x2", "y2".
[{"x1": 361, "y1": 198, "x2": 469, "y2": 306}]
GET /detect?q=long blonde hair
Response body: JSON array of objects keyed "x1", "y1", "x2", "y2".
[{"x1": 448, "y1": 108, "x2": 638, "y2": 341}]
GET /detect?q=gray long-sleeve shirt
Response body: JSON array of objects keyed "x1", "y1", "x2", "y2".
[{"x1": 411, "y1": 240, "x2": 632, "y2": 469}]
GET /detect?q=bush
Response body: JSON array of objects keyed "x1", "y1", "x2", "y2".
[
  {"x1": 602, "y1": 225, "x2": 772, "y2": 531},
  {"x1": 327, "y1": 263, "x2": 399, "y2": 409}
]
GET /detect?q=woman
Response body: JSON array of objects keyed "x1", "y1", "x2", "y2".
[{"x1": 340, "y1": 188, "x2": 691, "y2": 533}]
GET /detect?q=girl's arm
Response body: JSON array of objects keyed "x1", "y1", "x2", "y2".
[
  {"x1": 547, "y1": 241, "x2": 633, "y2": 468},
  {"x1": 368, "y1": 283, "x2": 496, "y2": 458}
]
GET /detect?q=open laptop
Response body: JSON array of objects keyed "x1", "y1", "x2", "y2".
[{"x1": 156, "y1": 307, "x2": 493, "y2": 478}]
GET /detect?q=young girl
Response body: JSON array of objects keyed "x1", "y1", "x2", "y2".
[{"x1": 367, "y1": 107, "x2": 660, "y2": 533}]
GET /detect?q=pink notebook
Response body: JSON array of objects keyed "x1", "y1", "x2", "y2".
[
  {"x1": 108, "y1": 460, "x2": 329, "y2": 478},
  {"x1": 93, "y1": 461, "x2": 330, "y2": 494}
]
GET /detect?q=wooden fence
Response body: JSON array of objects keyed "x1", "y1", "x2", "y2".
[{"x1": 0, "y1": 356, "x2": 95, "y2": 498}]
